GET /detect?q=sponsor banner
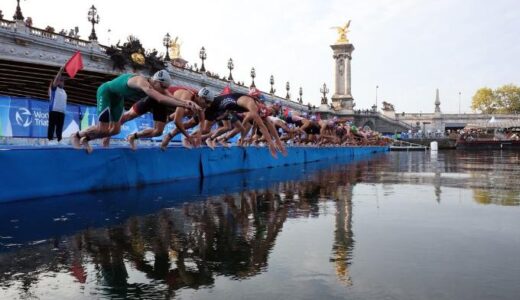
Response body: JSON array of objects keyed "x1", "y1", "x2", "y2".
[
  {"x1": 0, "y1": 95, "x2": 13, "y2": 137},
  {"x1": 63, "y1": 104, "x2": 81, "y2": 137},
  {"x1": 113, "y1": 113, "x2": 154, "y2": 139},
  {"x1": 2, "y1": 97, "x2": 82, "y2": 138},
  {"x1": 28, "y1": 100, "x2": 50, "y2": 138},
  {"x1": 79, "y1": 105, "x2": 98, "y2": 130},
  {"x1": 0, "y1": 95, "x2": 190, "y2": 141},
  {"x1": 9, "y1": 97, "x2": 32, "y2": 137}
]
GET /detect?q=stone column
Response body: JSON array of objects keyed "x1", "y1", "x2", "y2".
[{"x1": 331, "y1": 43, "x2": 355, "y2": 114}]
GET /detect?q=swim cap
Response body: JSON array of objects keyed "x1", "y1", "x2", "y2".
[
  {"x1": 198, "y1": 87, "x2": 217, "y2": 102},
  {"x1": 151, "y1": 70, "x2": 172, "y2": 87},
  {"x1": 310, "y1": 115, "x2": 317, "y2": 121},
  {"x1": 248, "y1": 87, "x2": 262, "y2": 98}
]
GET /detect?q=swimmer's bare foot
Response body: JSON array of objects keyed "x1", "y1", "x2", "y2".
[
  {"x1": 70, "y1": 132, "x2": 81, "y2": 149},
  {"x1": 268, "y1": 143, "x2": 278, "y2": 159},
  {"x1": 218, "y1": 138, "x2": 231, "y2": 148},
  {"x1": 277, "y1": 142, "x2": 288, "y2": 156},
  {"x1": 102, "y1": 137, "x2": 111, "y2": 148},
  {"x1": 205, "y1": 138, "x2": 216, "y2": 150},
  {"x1": 80, "y1": 137, "x2": 93, "y2": 154},
  {"x1": 161, "y1": 133, "x2": 173, "y2": 151},
  {"x1": 182, "y1": 137, "x2": 194, "y2": 149},
  {"x1": 127, "y1": 133, "x2": 137, "y2": 151}
]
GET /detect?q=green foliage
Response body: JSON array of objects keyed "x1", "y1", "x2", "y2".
[{"x1": 471, "y1": 84, "x2": 520, "y2": 114}]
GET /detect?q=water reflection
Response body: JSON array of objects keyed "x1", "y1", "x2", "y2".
[
  {"x1": 378, "y1": 151, "x2": 520, "y2": 206},
  {"x1": 0, "y1": 156, "x2": 380, "y2": 299},
  {"x1": 1, "y1": 151, "x2": 520, "y2": 299}
]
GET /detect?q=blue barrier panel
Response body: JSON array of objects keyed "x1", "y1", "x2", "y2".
[
  {"x1": 0, "y1": 146, "x2": 203, "y2": 202},
  {"x1": 131, "y1": 147, "x2": 203, "y2": 184},
  {"x1": 304, "y1": 147, "x2": 321, "y2": 162},
  {"x1": 201, "y1": 146, "x2": 245, "y2": 176},
  {"x1": 0, "y1": 145, "x2": 389, "y2": 203},
  {"x1": 244, "y1": 147, "x2": 275, "y2": 169}
]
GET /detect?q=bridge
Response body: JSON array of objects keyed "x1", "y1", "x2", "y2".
[{"x1": 1, "y1": 12, "x2": 514, "y2": 135}]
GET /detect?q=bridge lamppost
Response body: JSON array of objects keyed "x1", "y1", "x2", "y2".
[
  {"x1": 199, "y1": 47, "x2": 207, "y2": 72},
  {"x1": 250, "y1": 67, "x2": 256, "y2": 88},
  {"x1": 13, "y1": 0, "x2": 24, "y2": 21},
  {"x1": 458, "y1": 91, "x2": 461, "y2": 114},
  {"x1": 87, "y1": 5, "x2": 100, "y2": 41},
  {"x1": 285, "y1": 81, "x2": 291, "y2": 99},
  {"x1": 375, "y1": 85, "x2": 379, "y2": 111},
  {"x1": 298, "y1": 87, "x2": 303, "y2": 104},
  {"x1": 163, "y1": 33, "x2": 171, "y2": 61},
  {"x1": 320, "y1": 83, "x2": 329, "y2": 105},
  {"x1": 227, "y1": 58, "x2": 234, "y2": 81},
  {"x1": 269, "y1": 75, "x2": 276, "y2": 95}
]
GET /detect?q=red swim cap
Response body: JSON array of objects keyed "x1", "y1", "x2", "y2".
[{"x1": 248, "y1": 87, "x2": 262, "y2": 98}]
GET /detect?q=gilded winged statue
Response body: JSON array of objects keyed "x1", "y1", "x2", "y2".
[
  {"x1": 169, "y1": 36, "x2": 182, "y2": 59},
  {"x1": 331, "y1": 20, "x2": 351, "y2": 43}
]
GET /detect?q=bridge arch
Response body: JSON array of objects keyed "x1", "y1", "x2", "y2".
[{"x1": 362, "y1": 120, "x2": 375, "y2": 130}]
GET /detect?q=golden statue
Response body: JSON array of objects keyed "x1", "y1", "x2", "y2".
[
  {"x1": 131, "y1": 52, "x2": 145, "y2": 65},
  {"x1": 331, "y1": 20, "x2": 351, "y2": 43},
  {"x1": 168, "y1": 36, "x2": 182, "y2": 59}
]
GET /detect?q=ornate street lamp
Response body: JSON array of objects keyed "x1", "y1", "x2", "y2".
[
  {"x1": 298, "y1": 87, "x2": 303, "y2": 104},
  {"x1": 269, "y1": 75, "x2": 276, "y2": 95},
  {"x1": 199, "y1": 47, "x2": 207, "y2": 72},
  {"x1": 285, "y1": 81, "x2": 290, "y2": 99},
  {"x1": 250, "y1": 67, "x2": 256, "y2": 88},
  {"x1": 227, "y1": 58, "x2": 234, "y2": 81},
  {"x1": 87, "y1": 5, "x2": 100, "y2": 41},
  {"x1": 163, "y1": 33, "x2": 171, "y2": 61},
  {"x1": 13, "y1": 0, "x2": 24, "y2": 21},
  {"x1": 320, "y1": 83, "x2": 329, "y2": 105},
  {"x1": 375, "y1": 85, "x2": 379, "y2": 110}
]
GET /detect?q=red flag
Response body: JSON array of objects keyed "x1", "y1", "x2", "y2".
[
  {"x1": 64, "y1": 51, "x2": 83, "y2": 79},
  {"x1": 220, "y1": 85, "x2": 232, "y2": 95}
]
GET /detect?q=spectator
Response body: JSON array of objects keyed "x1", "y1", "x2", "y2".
[{"x1": 48, "y1": 67, "x2": 67, "y2": 142}]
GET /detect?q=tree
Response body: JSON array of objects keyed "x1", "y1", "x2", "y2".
[
  {"x1": 471, "y1": 87, "x2": 497, "y2": 114},
  {"x1": 471, "y1": 84, "x2": 520, "y2": 114},
  {"x1": 494, "y1": 84, "x2": 520, "y2": 114}
]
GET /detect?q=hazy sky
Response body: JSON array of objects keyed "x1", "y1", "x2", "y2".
[{"x1": 3, "y1": 0, "x2": 520, "y2": 113}]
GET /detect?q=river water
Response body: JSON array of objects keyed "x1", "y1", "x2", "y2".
[{"x1": 1, "y1": 150, "x2": 519, "y2": 300}]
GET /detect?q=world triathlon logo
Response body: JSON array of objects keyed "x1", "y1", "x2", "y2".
[{"x1": 15, "y1": 107, "x2": 33, "y2": 127}]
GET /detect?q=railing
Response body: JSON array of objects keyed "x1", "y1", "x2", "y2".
[
  {"x1": 375, "y1": 112, "x2": 413, "y2": 129},
  {"x1": 28, "y1": 26, "x2": 58, "y2": 40},
  {"x1": 0, "y1": 19, "x2": 15, "y2": 30},
  {"x1": 64, "y1": 36, "x2": 89, "y2": 47}
]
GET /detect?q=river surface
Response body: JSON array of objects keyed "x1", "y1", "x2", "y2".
[{"x1": 1, "y1": 150, "x2": 519, "y2": 300}]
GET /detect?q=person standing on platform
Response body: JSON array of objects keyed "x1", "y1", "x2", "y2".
[{"x1": 48, "y1": 67, "x2": 67, "y2": 142}]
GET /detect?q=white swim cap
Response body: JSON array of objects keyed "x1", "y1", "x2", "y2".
[
  {"x1": 198, "y1": 87, "x2": 217, "y2": 102},
  {"x1": 152, "y1": 70, "x2": 172, "y2": 87}
]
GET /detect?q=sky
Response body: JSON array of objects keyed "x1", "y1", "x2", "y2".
[{"x1": 3, "y1": 0, "x2": 520, "y2": 113}]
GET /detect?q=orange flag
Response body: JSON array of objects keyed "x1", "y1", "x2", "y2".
[{"x1": 64, "y1": 51, "x2": 84, "y2": 79}]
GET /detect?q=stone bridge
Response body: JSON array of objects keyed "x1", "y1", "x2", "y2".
[
  {"x1": 353, "y1": 112, "x2": 412, "y2": 133},
  {"x1": 0, "y1": 18, "x2": 307, "y2": 111}
]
